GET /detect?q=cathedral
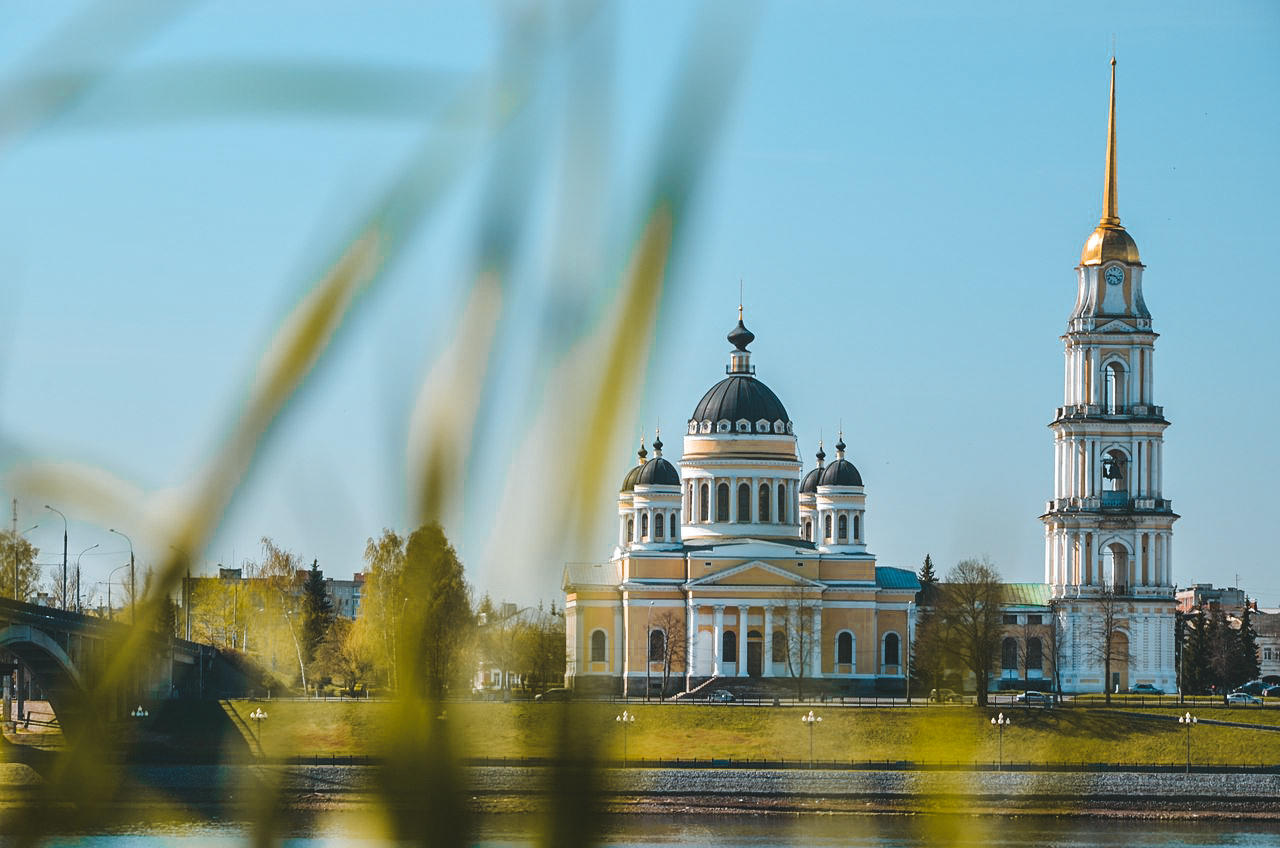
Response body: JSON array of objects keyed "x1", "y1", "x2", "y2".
[
  {"x1": 562, "y1": 313, "x2": 919, "y2": 697},
  {"x1": 563, "y1": 60, "x2": 1179, "y2": 698}
]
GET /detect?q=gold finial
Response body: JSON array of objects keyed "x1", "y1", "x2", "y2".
[{"x1": 1101, "y1": 57, "x2": 1119, "y2": 226}]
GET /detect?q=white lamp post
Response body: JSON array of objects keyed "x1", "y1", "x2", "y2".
[
  {"x1": 1179, "y1": 712, "x2": 1197, "y2": 774},
  {"x1": 801, "y1": 710, "x2": 822, "y2": 768},
  {"x1": 991, "y1": 712, "x2": 1011, "y2": 771},
  {"x1": 615, "y1": 709, "x2": 635, "y2": 765},
  {"x1": 249, "y1": 706, "x2": 268, "y2": 755}
]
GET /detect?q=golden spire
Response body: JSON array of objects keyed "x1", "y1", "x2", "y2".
[
  {"x1": 1101, "y1": 57, "x2": 1119, "y2": 226},
  {"x1": 1079, "y1": 58, "x2": 1140, "y2": 266}
]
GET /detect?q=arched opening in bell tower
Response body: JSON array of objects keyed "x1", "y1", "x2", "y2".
[
  {"x1": 1104, "y1": 542, "x2": 1130, "y2": 594},
  {"x1": 1103, "y1": 360, "x2": 1127, "y2": 413}
]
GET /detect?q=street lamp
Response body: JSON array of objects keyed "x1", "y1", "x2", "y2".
[
  {"x1": 44, "y1": 506, "x2": 67, "y2": 610},
  {"x1": 801, "y1": 710, "x2": 822, "y2": 768},
  {"x1": 249, "y1": 706, "x2": 268, "y2": 755},
  {"x1": 1179, "y1": 712, "x2": 1197, "y2": 774},
  {"x1": 12, "y1": 524, "x2": 38, "y2": 601},
  {"x1": 991, "y1": 712, "x2": 1011, "y2": 771},
  {"x1": 108, "y1": 529, "x2": 135, "y2": 624},
  {"x1": 107, "y1": 562, "x2": 132, "y2": 619},
  {"x1": 131, "y1": 705, "x2": 149, "y2": 719},
  {"x1": 75, "y1": 544, "x2": 98, "y2": 614},
  {"x1": 615, "y1": 709, "x2": 635, "y2": 766}
]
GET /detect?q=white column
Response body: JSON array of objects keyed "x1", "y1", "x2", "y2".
[
  {"x1": 811, "y1": 606, "x2": 823, "y2": 678},
  {"x1": 737, "y1": 605, "x2": 749, "y2": 676},
  {"x1": 686, "y1": 600, "x2": 698, "y2": 683},
  {"x1": 763, "y1": 605, "x2": 774, "y2": 676},
  {"x1": 713, "y1": 606, "x2": 724, "y2": 677},
  {"x1": 614, "y1": 602, "x2": 625, "y2": 676}
]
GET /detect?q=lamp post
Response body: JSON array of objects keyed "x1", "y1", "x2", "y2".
[
  {"x1": 615, "y1": 709, "x2": 635, "y2": 765},
  {"x1": 1179, "y1": 712, "x2": 1197, "y2": 774},
  {"x1": 12, "y1": 524, "x2": 38, "y2": 601},
  {"x1": 801, "y1": 710, "x2": 822, "y2": 768},
  {"x1": 75, "y1": 544, "x2": 97, "y2": 614},
  {"x1": 44, "y1": 506, "x2": 68, "y2": 610},
  {"x1": 991, "y1": 712, "x2": 1011, "y2": 771},
  {"x1": 107, "y1": 562, "x2": 132, "y2": 620},
  {"x1": 131, "y1": 705, "x2": 149, "y2": 719},
  {"x1": 249, "y1": 706, "x2": 268, "y2": 755},
  {"x1": 109, "y1": 529, "x2": 135, "y2": 624}
]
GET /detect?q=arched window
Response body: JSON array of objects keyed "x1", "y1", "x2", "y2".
[
  {"x1": 699, "y1": 482, "x2": 710, "y2": 522},
  {"x1": 1104, "y1": 360, "x2": 1127, "y2": 413},
  {"x1": 737, "y1": 482, "x2": 750, "y2": 522},
  {"x1": 722, "y1": 630, "x2": 737, "y2": 662},
  {"x1": 669, "y1": 513, "x2": 678, "y2": 540},
  {"x1": 804, "y1": 519, "x2": 812, "y2": 541},
  {"x1": 648, "y1": 629, "x2": 665, "y2": 663},
  {"x1": 640, "y1": 512, "x2": 649, "y2": 540},
  {"x1": 837, "y1": 514, "x2": 848, "y2": 542},
  {"x1": 823, "y1": 514, "x2": 832, "y2": 541},
  {"x1": 1026, "y1": 637, "x2": 1043, "y2": 671},
  {"x1": 590, "y1": 630, "x2": 607, "y2": 663},
  {"x1": 654, "y1": 512, "x2": 664, "y2": 540},
  {"x1": 626, "y1": 518, "x2": 634, "y2": 544},
  {"x1": 1001, "y1": 637, "x2": 1019, "y2": 671},
  {"x1": 758, "y1": 483, "x2": 771, "y2": 523},
  {"x1": 837, "y1": 631, "x2": 854, "y2": 665},
  {"x1": 772, "y1": 630, "x2": 786, "y2": 663},
  {"x1": 883, "y1": 632, "x2": 900, "y2": 666},
  {"x1": 853, "y1": 513, "x2": 861, "y2": 541},
  {"x1": 1105, "y1": 542, "x2": 1130, "y2": 592},
  {"x1": 716, "y1": 483, "x2": 730, "y2": 522},
  {"x1": 777, "y1": 484, "x2": 786, "y2": 524}
]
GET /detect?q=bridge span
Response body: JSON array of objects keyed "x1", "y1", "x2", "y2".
[{"x1": 0, "y1": 597, "x2": 227, "y2": 738}]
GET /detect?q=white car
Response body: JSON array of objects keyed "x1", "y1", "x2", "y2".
[{"x1": 1227, "y1": 691, "x2": 1262, "y2": 705}]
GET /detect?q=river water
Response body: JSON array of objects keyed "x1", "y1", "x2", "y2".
[{"x1": 14, "y1": 814, "x2": 1280, "y2": 847}]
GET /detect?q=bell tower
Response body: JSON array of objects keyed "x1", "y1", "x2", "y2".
[{"x1": 1042, "y1": 61, "x2": 1178, "y2": 693}]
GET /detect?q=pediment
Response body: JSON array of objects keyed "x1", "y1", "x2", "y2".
[
  {"x1": 1096, "y1": 319, "x2": 1134, "y2": 333},
  {"x1": 686, "y1": 559, "x2": 823, "y2": 590}
]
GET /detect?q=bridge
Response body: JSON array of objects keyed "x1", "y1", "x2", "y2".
[{"x1": 0, "y1": 597, "x2": 230, "y2": 738}]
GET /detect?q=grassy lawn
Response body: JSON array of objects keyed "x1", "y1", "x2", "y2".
[{"x1": 223, "y1": 699, "x2": 1280, "y2": 768}]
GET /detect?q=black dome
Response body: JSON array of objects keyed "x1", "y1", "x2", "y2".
[
  {"x1": 635, "y1": 456, "x2": 680, "y2": 486},
  {"x1": 800, "y1": 467, "x2": 822, "y2": 494},
  {"x1": 819, "y1": 458, "x2": 863, "y2": 487},
  {"x1": 690, "y1": 375, "x2": 790, "y2": 430},
  {"x1": 620, "y1": 464, "x2": 644, "y2": 492}
]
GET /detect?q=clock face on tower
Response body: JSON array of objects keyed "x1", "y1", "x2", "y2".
[{"x1": 1105, "y1": 266, "x2": 1125, "y2": 286}]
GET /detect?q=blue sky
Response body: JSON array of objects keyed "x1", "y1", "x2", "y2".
[{"x1": 1, "y1": 1, "x2": 1277, "y2": 609}]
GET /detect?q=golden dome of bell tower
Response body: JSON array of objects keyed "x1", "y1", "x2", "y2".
[{"x1": 1080, "y1": 58, "x2": 1141, "y2": 266}]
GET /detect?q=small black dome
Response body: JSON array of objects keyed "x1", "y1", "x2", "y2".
[
  {"x1": 635, "y1": 456, "x2": 680, "y2": 487},
  {"x1": 800, "y1": 467, "x2": 822, "y2": 494},
  {"x1": 728, "y1": 318, "x2": 755, "y2": 351},
  {"x1": 620, "y1": 464, "x2": 643, "y2": 492},
  {"x1": 819, "y1": 458, "x2": 863, "y2": 487},
  {"x1": 690, "y1": 375, "x2": 789, "y2": 430}
]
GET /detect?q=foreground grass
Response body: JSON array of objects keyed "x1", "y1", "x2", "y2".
[{"x1": 223, "y1": 699, "x2": 1280, "y2": 768}]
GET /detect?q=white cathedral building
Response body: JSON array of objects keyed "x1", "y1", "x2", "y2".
[{"x1": 563, "y1": 60, "x2": 1180, "y2": 697}]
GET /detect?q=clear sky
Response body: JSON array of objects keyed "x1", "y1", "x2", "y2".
[{"x1": 1, "y1": 2, "x2": 1277, "y2": 610}]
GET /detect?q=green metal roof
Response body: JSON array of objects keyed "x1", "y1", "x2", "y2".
[
  {"x1": 1003, "y1": 582, "x2": 1051, "y2": 608},
  {"x1": 876, "y1": 567, "x2": 921, "y2": 590}
]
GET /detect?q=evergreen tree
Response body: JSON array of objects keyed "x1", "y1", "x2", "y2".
[
  {"x1": 1232, "y1": 603, "x2": 1262, "y2": 688},
  {"x1": 1181, "y1": 609, "x2": 1209, "y2": 695},
  {"x1": 918, "y1": 554, "x2": 938, "y2": 588},
  {"x1": 301, "y1": 559, "x2": 335, "y2": 665}
]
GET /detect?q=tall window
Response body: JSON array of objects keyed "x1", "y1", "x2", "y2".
[
  {"x1": 837, "y1": 631, "x2": 853, "y2": 665},
  {"x1": 777, "y1": 483, "x2": 786, "y2": 524},
  {"x1": 640, "y1": 513, "x2": 649, "y2": 540},
  {"x1": 1001, "y1": 637, "x2": 1019, "y2": 671},
  {"x1": 716, "y1": 482, "x2": 729, "y2": 522},
  {"x1": 837, "y1": 514, "x2": 848, "y2": 541},
  {"x1": 737, "y1": 482, "x2": 750, "y2": 522},
  {"x1": 654, "y1": 512, "x2": 664, "y2": 540},
  {"x1": 758, "y1": 483, "x2": 771, "y2": 523},
  {"x1": 590, "y1": 630, "x2": 607, "y2": 663},
  {"x1": 804, "y1": 519, "x2": 813, "y2": 541},
  {"x1": 669, "y1": 513, "x2": 677, "y2": 540},
  {"x1": 1104, "y1": 360, "x2": 1127, "y2": 413},
  {"x1": 824, "y1": 514, "x2": 832, "y2": 541},
  {"x1": 648, "y1": 629, "x2": 665, "y2": 663},
  {"x1": 1026, "y1": 637, "x2": 1043, "y2": 671},
  {"x1": 883, "y1": 633, "x2": 900, "y2": 666},
  {"x1": 626, "y1": 518, "x2": 634, "y2": 544},
  {"x1": 772, "y1": 630, "x2": 786, "y2": 662},
  {"x1": 699, "y1": 482, "x2": 710, "y2": 522},
  {"x1": 722, "y1": 630, "x2": 737, "y2": 662},
  {"x1": 853, "y1": 514, "x2": 860, "y2": 541}
]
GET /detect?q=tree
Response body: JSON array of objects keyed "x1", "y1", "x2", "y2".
[
  {"x1": 1088, "y1": 589, "x2": 1132, "y2": 704},
  {"x1": 909, "y1": 602, "x2": 949, "y2": 701},
  {"x1": 1233, "y1": 603, "x2": 1262, "y2": 688},
  {"x1": 649, "y1": 609, "x2": 687, "y2": 699},
  {"x1": 514, "y1": 603, "x2": 567, "y2": 695},
  {"x1": 0, "y1": 530, "x2": 41, "y2": 602},
  {"x1": 397, "y1": 523, "x2": 473, "y2": 700},
  {"x1": 936, "y1": 558, "x2": 1005, "y2": 706},
  {"x1": 301, "y1": 559, "x2": 336, "y2": 668},
  {"x1": 1204, "y1": 606, "x2": 1237, "y2": 702},
  {"x1": 1181, "y1": 609, "x2": 1210, "y2": 696},
  {"x1": 778, "y1": 589, "x2": 822, "y2": 699},
  {"x1": 918, "y1": 554, "x2": 938, "y2": 589}
]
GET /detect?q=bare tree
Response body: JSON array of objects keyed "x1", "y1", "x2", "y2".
[
  {"x1": 1087, "y1": 588, "x2": 1132, "y2": 704},
  {"x1": 778, "y1": 589, "x2": 823, "y2": 700},
  {"x1": 650, "y1": 610, "x2": 687, "y2": 699},
  {"x1": 937, "y1": 558, "x2": 1005, "y2": 706}
]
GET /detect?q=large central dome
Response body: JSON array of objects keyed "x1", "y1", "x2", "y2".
[{"x1": 687, "y1": 314, "x2": 792, "y2": 435}]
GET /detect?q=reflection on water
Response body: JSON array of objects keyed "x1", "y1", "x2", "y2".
[{"x1": 15, "y1": 814, "x2": 1280, "y2": 848}]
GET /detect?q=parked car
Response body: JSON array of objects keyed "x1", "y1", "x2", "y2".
[
  {"x1": 1262, "y1": 684, "x2": 1280, "y2": 698},
  {"x1": 1226, "y1": 691, "x2": 1262, "y2": 706},
  {"x1": 534, "y1": 687, "x2": 572, "y2": 702},
  {"x1": 1128, "y1": 683, "x2": 1164, "y2": 696},
  {"x1": 1014, "y1": 691, "x2": 1053, "y2": 705},
  {"x1": 1236, "y1": 680, "x2": 1268, "y2": 696},
  {"x1": 929, "y1": 688, "x2": 960, "y2": 703},
  {"x1": 708, "y1": 689, "x2": 735, "y2": 702}
]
